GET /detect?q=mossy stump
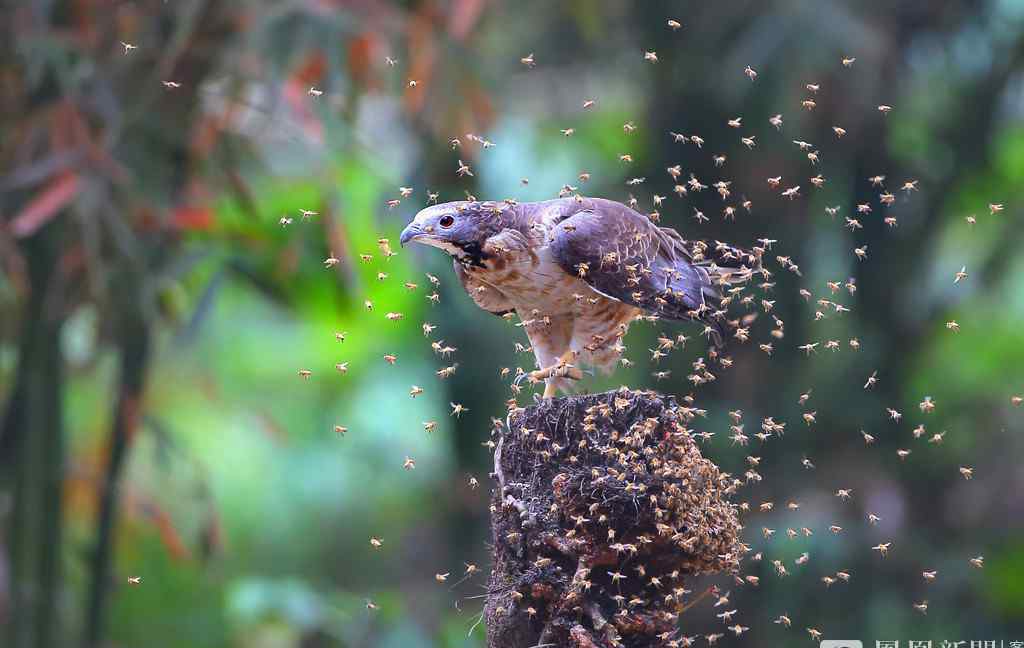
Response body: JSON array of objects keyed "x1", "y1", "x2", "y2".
[{"x1": 485, "y1": 388, "x2": 741, "y2": 648}]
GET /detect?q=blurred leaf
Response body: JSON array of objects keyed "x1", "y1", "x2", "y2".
[{"x1": 10, "y1": 171, "x2": 79, "y2": 238}]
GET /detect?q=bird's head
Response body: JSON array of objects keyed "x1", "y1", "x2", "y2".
[{"x1": 399, "y1": 201, "x2": 508, "y2": 266}]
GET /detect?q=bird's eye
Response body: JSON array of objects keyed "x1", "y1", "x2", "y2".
[{"x1": 439, "y1": 215, "x2": 455, "y2": 228}]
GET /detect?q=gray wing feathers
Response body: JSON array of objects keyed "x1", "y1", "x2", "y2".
[{"x1": 547, "y1": 199, "x2": 714, "y2": 321}]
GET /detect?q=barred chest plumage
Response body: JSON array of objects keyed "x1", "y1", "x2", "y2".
[
  {"x1": 465, "y1": 244, "x2": 640, "y2": 373},
  {"x1": 466, "y1": 246, "x2": 582, "y2": 317}
]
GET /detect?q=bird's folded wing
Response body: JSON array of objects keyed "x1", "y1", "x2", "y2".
[{"x1": 547, "y1": 200, "x2": 713, "y2": 321}]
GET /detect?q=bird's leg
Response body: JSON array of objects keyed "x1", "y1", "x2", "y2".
[
  {"x1": 529, "y1": 350, "x2": 584, "y2": 398},
  {"x1": 528, "y1": 350, "x2": 583, "y2": 382}
]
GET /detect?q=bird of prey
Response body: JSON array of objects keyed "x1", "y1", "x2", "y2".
[{"x1": 400, "y1": 197, "x2": 760, "y2": 397}]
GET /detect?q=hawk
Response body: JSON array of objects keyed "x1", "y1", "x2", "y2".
[{"x1": 399, "y1": 197, "x2": 761, "y2": 398}]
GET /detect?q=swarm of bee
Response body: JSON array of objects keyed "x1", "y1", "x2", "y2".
[
  {"x1": 202, "y1": 7, "x2": 1022, "y2": 644},
  {"x1": 486, "y1": 388, "x2": 740, "y2": 648}
]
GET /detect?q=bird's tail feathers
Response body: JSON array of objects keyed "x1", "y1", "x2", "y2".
[{"x1": 689, "y1": 239, "x2": 763, "y2": 287}]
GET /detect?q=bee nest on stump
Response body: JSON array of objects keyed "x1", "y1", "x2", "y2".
[{"x1": 486, "y1": 388, "x2": 742, "y2": 648}]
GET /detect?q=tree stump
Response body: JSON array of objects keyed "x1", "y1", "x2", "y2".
[{"x1": 486, "y1": 388, "x2": 741, "y2": 648}]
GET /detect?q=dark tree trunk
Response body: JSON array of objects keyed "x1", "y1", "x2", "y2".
[
  {"x1": 485, "y1": 389, "x2": 741, "y2": 648},
  {"x1": 4, "y1": 222, "x2": 67, "y2": 648},
  {"x1": 82, "y1": 301, "x2": 151, "y2": 648}
]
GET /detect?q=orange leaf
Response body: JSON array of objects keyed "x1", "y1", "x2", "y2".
[
  {"x1": 10, "y1": 172, "x2": 80, "y2": 239},
  {"x1": 148, "y1": 505, "x2": 191, "y2": 561},
  {"x1": 404, "y1": 9, "x2": 438, "y2": 116}
]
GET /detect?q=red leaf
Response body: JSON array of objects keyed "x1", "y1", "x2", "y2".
[
  {"x1": 284, "y1": 51, "x2": 327, "y2": 142},
  {"x1": 9, "y1": 172, "x2": 80, "y2": 239},
  {"x1": 291, "y1": 50, "x2": 326, "y2": 87},
  {"x1": 348, "y1": 32, "x2": 379, "y2": 90},
  {"x1": 172, "y1": 206, "x2": 215, "y2": 231},
  {"x1": 448, "y1": 0, "x2": 486, "y2": 41}
]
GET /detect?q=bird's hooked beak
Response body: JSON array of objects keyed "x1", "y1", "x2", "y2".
[{"x1": 399, "y1": 222, "x2": 422, "y2": 247}]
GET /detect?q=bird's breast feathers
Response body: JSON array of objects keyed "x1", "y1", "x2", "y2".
[{"x1": 466, "y1": 244, "x2": 583, "y2": 312}]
